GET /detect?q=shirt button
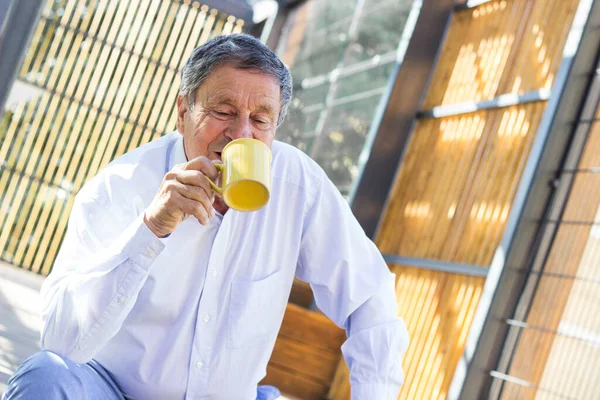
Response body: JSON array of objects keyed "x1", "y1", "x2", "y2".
[
  {"x1": 203, "y1": 314, "x2": 210, "y2": 323},
  {"x1": 146, "y1": 248, "x2": 155, "y2": 258},
  {"x1": 118, "y1": 296, "x2": 127, "y2": 304},
  {"x1": 211, "y1": 269, "x2": 217, "y2": 277},
  {"x1": 196, "y1": 361, "x2": 204, "y2": 368}
]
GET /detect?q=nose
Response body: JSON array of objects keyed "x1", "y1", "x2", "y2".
[{"x1": 225, "y1": 116, "x2": 253, "y2": 140}]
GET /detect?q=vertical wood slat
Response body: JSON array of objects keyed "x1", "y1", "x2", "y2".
[
  {"x1": 0, "y1": 95, "x2": 28, "y2": 172},
  {"x1": 0, "y1": 0, "x2": 246, "y2": 273},
  {"x1": 233, "y1": 19, "x2": 245, "y2": 34},
  {"x1": 18, "y1": 0, "x2": 53, "y2": 76}
]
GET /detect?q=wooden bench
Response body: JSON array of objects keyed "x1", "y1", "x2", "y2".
[{"x1": 261, "y1": 302, "x2": 346, "y2": 399}]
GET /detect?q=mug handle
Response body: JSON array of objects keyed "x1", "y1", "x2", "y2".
[{"x1": 205, "y1": 163, "x2": 224, "y2": 195}]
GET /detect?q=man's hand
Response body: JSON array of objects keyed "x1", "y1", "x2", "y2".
[{"x1": 144, "y1": 156, "x2": 221, "y2": 238}]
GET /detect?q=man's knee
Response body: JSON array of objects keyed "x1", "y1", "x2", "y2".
[
  {"x1": 257, "y1": 385, "x2": 280, "y2": 400},
  {"x1": 4, "y1": 351, "x2": 83, "y2": 399}
]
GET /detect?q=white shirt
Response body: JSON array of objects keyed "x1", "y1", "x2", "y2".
[{"x1": 40, "y1": 131, "x2": 409, "y2": 400}]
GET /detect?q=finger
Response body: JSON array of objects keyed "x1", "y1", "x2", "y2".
[
  {"x1": 177, "y1": 183, "x2": 214, "y2": 218},
  {"x1": 180, "y1": 197, "x2": 210, "y2": 225},
  {"x1": 184, "y1": 156, "x2": 219, "y2": 181},
  {"x1": 175, "y1": 170, "x2": 216, "y2": 203}
]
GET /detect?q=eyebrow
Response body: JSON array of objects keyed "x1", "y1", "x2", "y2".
[
  {"x1": 207, "y1": 94, "x2": 277, "y2": 119},
  {"x1": 206, "y1": 93, "x2": 236, "y2": 107},
  {"x1": 253, "y1": 104, "x2": 277, "y2": 118}
]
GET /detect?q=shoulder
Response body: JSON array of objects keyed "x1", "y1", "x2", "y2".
[
  {"x1": 76, "y1": 132, "x2": 177, "y2": 205},
  {"x1": 271, "y1": 140, "x2": 324, "y2": 197}
]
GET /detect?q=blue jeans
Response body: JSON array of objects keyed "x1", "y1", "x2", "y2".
[{"x1": 3, "y1": 351, "x2": 281, "y2": 399}]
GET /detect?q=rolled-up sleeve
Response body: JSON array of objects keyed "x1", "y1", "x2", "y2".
[{"x1": 295, "y1": 171, "x2": 409, "y2": 400}]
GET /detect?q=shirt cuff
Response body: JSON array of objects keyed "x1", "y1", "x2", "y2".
[
  {"x1": 351, "y1": 383, "x2": 401, "y2": 400},
  {"x1": 121, "y1": 214, "x2": 166, "y2": 271}
]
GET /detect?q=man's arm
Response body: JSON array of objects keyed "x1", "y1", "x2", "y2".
[
  {"x1": 295, "y1": 171, "x2": 409, "y2": 400},
  {"x1": 41, "y1": 153, "x2": 221, "y2": 364},
  {"x1": 41, "y1": 192, "x2": 165, "y2": 364}
]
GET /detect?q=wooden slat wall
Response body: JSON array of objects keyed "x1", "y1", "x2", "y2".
[
  {"x1": 378, "y1": 103, "x2": 546, "y2": 265},
  {"x1": 0, "y1": 0, "x2": 245, "y2": 274},
  {"x1": 393, "y1": 268, "x2": 483, "y2": 399},
  {"x1": 500, "y1": 122, "x2": 600, "y2": 400},
  {"x1": 423, "y1": 0, "x2": 574, "y2": 109},
  {"x1": 328, "y1": 0, "x2": 580, "y2": 399}
]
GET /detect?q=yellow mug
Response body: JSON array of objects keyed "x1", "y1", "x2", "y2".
[{"x1": 205, "y1": 138, "x2": 272, "y2": 212}]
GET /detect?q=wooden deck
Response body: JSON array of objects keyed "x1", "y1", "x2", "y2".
[{"x1": 0, "y1": 262, "x2": 43, "y2": 395}]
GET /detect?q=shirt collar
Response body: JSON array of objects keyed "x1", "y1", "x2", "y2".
[{"x1": 171, "y1": 132, "x2": 188, "y2": 169}]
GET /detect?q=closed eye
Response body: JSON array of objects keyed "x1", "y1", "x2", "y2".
[
  {"x1": 253, "y1": 118, "x2": 272, "y2": 129},
  {"x1": 210, "y1": 110, "x2": 235, "y2": 121}
]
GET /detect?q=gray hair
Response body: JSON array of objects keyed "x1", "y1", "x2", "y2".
[{"x1": 179, "y1": 33, "x2": 292, "y2": 126}]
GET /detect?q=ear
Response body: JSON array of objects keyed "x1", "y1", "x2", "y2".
[{"x1": 176, "y1": 94, "x2": 188, "y2": 134}]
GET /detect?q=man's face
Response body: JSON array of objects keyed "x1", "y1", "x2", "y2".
[{"x1": 176, "y1": 64, "x2": 281, "y2": 161}]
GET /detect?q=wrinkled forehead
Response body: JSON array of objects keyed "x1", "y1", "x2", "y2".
[
  {"x1": 201, "y1": 64, "x2": 281, "y2": 93},
  {"x1": 198, "y1": 66, "x2": 281, "y2": 112}
]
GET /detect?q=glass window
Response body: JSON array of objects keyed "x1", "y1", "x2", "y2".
[{"x1": 276, "y1": 0, "x2": 416, "y2": 196}]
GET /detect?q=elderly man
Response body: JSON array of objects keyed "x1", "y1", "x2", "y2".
[{"x1": 4, "y1": 34, "x2": 408, "y2": 399}]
